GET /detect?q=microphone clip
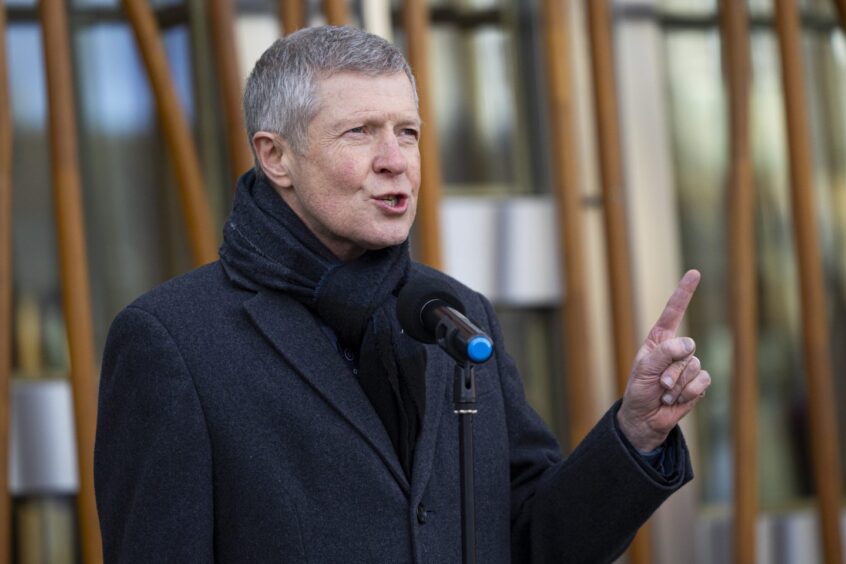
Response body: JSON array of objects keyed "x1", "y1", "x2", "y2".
[{"x1": 453, "y1": 363, "x2": 478, "y2": 415}]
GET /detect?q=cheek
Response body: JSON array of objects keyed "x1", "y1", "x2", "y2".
[
  {"x1": 408, "y1": 154, "x2": 422, "y2": 191},
  {"x1": 338, "y1": 160, "x2": 361, "y2": 183},
  {"x1": 323, "y1": 155, "x2": 366, "y2": 189}
]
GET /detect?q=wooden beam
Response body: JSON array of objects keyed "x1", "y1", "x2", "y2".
[
  {"x1": 38, "y1": 2, "x2": 102, "y2": 562},
  {"x1": 834, "y1": 0, "x2": 846, "y2": 36},
  {"x1": 719, "y1": 2, "x2": 759, "y2": 563},
  {"x1": 402, "y1": 0, "x2": 443, "y2": 269},
  {"x1": 584, "y1": 2, "x2": 651, "y2": 562},
  {"x1": 774, "y1": 2, "x2": 843, "y2": 563},
  {"x1": 208, "y1": 0, "x2": 254, "y2": 184},
  {"x1": 122, "y1": 0, "x2": 218, "y2": 266},
  {"x1": 279, "y1": 0, "x2": 306, "y2": 35},
  {"x1": 0, "y1": 4, "x2": 12, "y2": 563},
  {"x1": 585, "y1": 0, "x2": 638, "y2": 397},
  {"x1": 323, "y1": 0, "x2": 349, "y2": 26},
  {"x1": 541, "y1": 0, "x2": 596, "y2": 447}
]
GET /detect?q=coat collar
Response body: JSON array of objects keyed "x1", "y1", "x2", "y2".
[{"x1": 243, "y1": 289, "x2": 451, "y2": 498}]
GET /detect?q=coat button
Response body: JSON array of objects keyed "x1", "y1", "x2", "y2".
[{"x1": 416, "y1": 503, "x2": 427, "y2": 524}]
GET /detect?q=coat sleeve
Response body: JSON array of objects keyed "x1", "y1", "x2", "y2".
[
  {"x1": 477, "y1": 296, "x2": 693, "y2": 564},
  {"x1": 94, "y1": 305, "x2": 214, "y2": 563}
]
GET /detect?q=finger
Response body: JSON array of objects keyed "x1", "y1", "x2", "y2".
[
  {"x1": 676, "y1": 370, "x2": 711, "y2": 404},
  {"x1": 646, "y1": 270, "x2": 701, "y2": 343},
  {"x1": 663, "y1": 382, "x2": 707, "y2": 421},
  {"x1": 640, "y1": 337, "x2": 696, "y2": 374},
  {"x1": 660, "y1": 355, "x2": 699, "y2": 390},
  {"x1": 661, "y1": 356, "x2": 701, "y2": 404}
]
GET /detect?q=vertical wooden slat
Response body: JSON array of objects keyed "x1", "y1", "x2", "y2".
[
  {"x1": 774, "y1": 2, "x2": 843, "y2": 563},
  {"x1": 584, "y1": 2, "x2": 651, "y2": 562},
  {"x1": 719, "y1": 2, "x2": 759, "y2": 563},
  {"x1": 585, "y1": 0, "x2": 637, "y2": 398},
  {"x1": 279, "y1": 0, "x2": 306, "y2": 35},
  {"x1": 122, "y1": 0, "x2": 218, "y2": 266},
  {"x1": 402, "y1": 0, "x2": 443, "y2": 269},
  {"x1": 834, "y1": 0, "x2": 846, "y2": 37},
  {"x1": 323, "y1": 0, "x2": 349, "y2": 26},
  {"x1": 38, "y1": 2, "x2": 102, "y2": 563},
  {"x1": 208, "y1": 0, "x2": 254, "y2": 184},
  {"x1": 541, "y1": 0, "x2": 596, "y2": 447},
  {"x1": 0, "y1": 4, "x2": 12, "y2": 564}
]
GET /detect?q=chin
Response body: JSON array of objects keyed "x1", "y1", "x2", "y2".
[
  {"x1": 364, "y1": 239, "x2": 405, "y2": 252},
  {"x1": 362, "y1": 232, "x2": 410, "y2": 251}
]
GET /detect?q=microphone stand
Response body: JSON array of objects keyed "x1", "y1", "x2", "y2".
[
  {"x1": 396, "y1": 281, "x2": 492, "y2": 564},
  {"x1": 453, "y1": 361, "x2": 477, "y2": 564}
]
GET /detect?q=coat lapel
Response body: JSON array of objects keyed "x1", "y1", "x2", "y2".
[
  {"x1": 243, "y1": 290, "x2": 410, "y2": 494},
  {"x1": 410, "y1": 348, "x2": 451, "y2": 504}
]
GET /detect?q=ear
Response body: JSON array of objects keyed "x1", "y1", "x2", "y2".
[{"x1": 252, "y1": 132, "x2": 295, "y2": 188}]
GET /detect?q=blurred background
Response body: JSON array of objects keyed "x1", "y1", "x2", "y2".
[{"x1": 2, "y1": 0, "x2": 846, "y2": 562}]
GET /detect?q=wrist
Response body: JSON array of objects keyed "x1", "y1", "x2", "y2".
[{"x1": 616, "y1": 407, "x2": 666, "y2": 452}]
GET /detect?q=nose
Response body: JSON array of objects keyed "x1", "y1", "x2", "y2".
[{"x1": 373, "y1": 133, "x2": 408, "y2": 175}]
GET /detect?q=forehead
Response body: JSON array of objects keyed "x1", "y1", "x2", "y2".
[{"x1": 312, "y1": 71, "x2": 419, "y2": 121}]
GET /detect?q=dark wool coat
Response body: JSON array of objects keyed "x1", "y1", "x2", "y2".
[{"x1": 94, "y1": 261, "x2": 693, "y2": 563}]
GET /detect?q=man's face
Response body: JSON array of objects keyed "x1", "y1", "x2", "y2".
[{"x1": 279, "y1": 71, "x2": 421, "y2": 261}]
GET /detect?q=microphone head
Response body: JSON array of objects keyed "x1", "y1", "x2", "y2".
[{"x1": 397, "y1": 274, "x2": 465, "y2": 344}]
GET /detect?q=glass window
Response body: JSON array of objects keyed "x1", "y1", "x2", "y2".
[
  {"x1": 429, "y1": 25, "x2": 517, "y2": 191},
  {"x1": 660, "y1": 0, "x2": 846, "y2": 510},
  {"x1": 9, "y1": 21, "x2": 63, "y2": 376},
  {"x1": 663, "y1": 23, "x2": 734, "y2": 504},
  {"x1": 495, "y1": 306, "x2": 567, "y2": 440}
]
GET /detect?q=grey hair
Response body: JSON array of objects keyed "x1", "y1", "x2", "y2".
[{"x1": 243, "y1": 26, "x2": 418, "y2": 161}]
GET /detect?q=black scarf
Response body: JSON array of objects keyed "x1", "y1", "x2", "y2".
[{"x1": 219, "y1": 170, "x2": 426, "y2": 479}]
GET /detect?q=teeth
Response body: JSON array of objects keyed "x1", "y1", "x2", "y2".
[{"x1": 382, "y1": 196, "x2": 398, "y2": 206}]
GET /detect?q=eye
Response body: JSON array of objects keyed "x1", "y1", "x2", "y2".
[
  {"x1": 346, "y1": 126, "x2": 366, "y2": 135},
  {"x1": 400, "y1": 127, "x2": 419, "y2": 141}
]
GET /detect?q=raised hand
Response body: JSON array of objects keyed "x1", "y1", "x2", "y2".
[{"x1": 616, "y1": 270, "x2": 711, "y2": 452}]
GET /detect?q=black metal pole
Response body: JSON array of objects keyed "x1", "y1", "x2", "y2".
[
  {"x1": 459, "y1": 411, "x2": 476, "y2": 564},
  {"x1": 454, "y1": 362, "x2": 477, "y2": 564}
]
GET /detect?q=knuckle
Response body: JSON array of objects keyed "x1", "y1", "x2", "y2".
[{"x1": 666, "y1": 337, "x2": 694, "y2": 358}]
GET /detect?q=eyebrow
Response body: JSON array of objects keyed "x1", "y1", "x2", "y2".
[{"x1": 339, "y1": 110, "x2": 421, "y2": 128}]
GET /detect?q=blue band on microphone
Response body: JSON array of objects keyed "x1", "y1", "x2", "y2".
[{"x1": 467, "y1": 336, "x2": 493, "y2": 363}]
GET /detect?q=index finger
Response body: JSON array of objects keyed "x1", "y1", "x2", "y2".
[{"x1": 649, "y1": 269, "x2": 701, "y2": 340}]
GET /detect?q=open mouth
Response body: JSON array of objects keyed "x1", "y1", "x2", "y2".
[{"x1": 379, "y1": 195, "x2": 404, "y2": 207}]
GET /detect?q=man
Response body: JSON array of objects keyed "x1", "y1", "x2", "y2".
[{"x1": 94, "y1": 26, "x2": 710, "y2": 563}]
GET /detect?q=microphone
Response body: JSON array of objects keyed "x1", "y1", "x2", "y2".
[{"x1": 397, "y1": 274, "x2": 494, "y2": 364}]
